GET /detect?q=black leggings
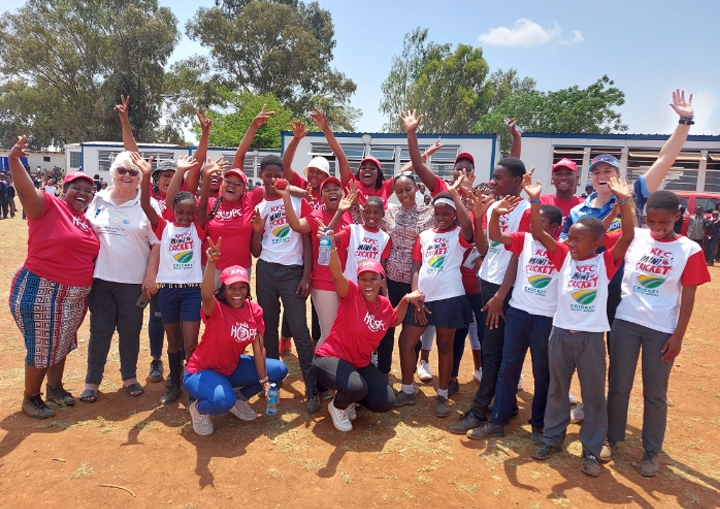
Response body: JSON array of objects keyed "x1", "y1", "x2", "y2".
[{"x1": 313, "y1": 356, "x2": 395, "y2": 412}]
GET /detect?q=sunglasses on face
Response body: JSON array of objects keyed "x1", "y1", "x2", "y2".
[{"x1": 117, "y1": 168, "x2": 139, "y2": 177}]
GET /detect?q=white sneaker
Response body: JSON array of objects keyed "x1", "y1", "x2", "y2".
[
  {"x1": 517, "y1": 374, "x2": 524, "y2": 392},
  {"x1": 229, "y1": 398, "x2": 258, "y2": 421},
  {"x1": 568, "y1": 392, "x2": 578, "y2": 405},
  {"x1": 472, "y1": 368, "x2": 483, "y2": 383},
  {"x1": 188, "y1": 400, "x2": 214, "y2": 436},
  {"x1": 570, "y1": 402, "x2": 585, "y2": 424},
  {"x1": 328, "y1": 399, "x2": 352, "y2": 432},
  {"x1": 417, "y1": 360, "x2": 433, "y2": 381},
  {"x1": 347, "y1": 402, "x2": 357, "y2": 421}
]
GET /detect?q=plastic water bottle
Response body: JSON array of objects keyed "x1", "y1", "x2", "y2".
[
  {"x1": 266, "y1": 383, "x2": 279, "y2": 415},
  {"x1": 318, "y1": 228, "x2": 332, "y2": 266}
]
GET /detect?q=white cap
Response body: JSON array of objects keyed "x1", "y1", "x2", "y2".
[{"x1": 303, "y1": 156, "x2": 330, "y2": 178}]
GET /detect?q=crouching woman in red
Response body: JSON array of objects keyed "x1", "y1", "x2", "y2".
[
  {"x1": 184, "y1": 237, "x2": 288, "y2": 436},
  {"x1": 312, "y1": 228, "x2": 424, "y2": 432}
]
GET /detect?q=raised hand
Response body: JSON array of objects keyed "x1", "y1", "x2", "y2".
[
  {"x1": 251, "y1": 209, "x2": 267, "y2": 233},
  {"x1": 175, "y1": 155, "x2": 199, "y2": 173},
  {"x1": 201, "y1": 155, "x2": 229, "y2": 175},
  {"x1": 494, "y1": 195, "x2": 523, "y2": 216},
  {"x1": 252, "y1": 104, "x2": 275, "y2": 128},
  {"x1": 196, "y1": 110, "x2": 213, "y2": 132},
  {"x1": 448, "y1": 174, "x2": 467, "y2": 199},
  {"x1": 472, "y1": 189, "x2": 494, "y2": 218},
  {"x1": 338, "y1": 186, "x2": 357, "y2": 212},
  {"x1": 424, "y1": 137, "x2": 443, "y2": 158},
  {"x1": 113, "y1": 94, "x2": 130, "y2": 120},
  {"x1": 313, "y1": 217, "x2": 329, "y2": 238},
  {"x1": 207, "y1": 237, "x2": 222, "y2": 263},
  {"x1": 290, "y1": 120, "x2": 310, "y2": 139},
  {"x1": 669, "y1": 89, "x2": 693, "y2": 118},
  {"x1": 607, "y1": 176, "x2": 630, "y2": 200},
  {"x1": 521, "y1": 167, "x2": 542, "y2": 200},
  {"x1": 399, "y1": 109, "x2": 422, "y2": 133},
  {"x1": 309, "y1": 107, "x2": 329, "y2": 131},
  {"x1": 9, "y1": 135, "x2": 29, "y2": 160},
  {"x1": 504, "y1": 117, "x2": 522, "y2": 135},
  {"x1": 130, "y1": 153, "x2": 154, "y2": 175}
]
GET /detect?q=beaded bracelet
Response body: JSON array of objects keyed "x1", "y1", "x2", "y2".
[{"x1": 529, "y1": 199, "x2": 540, "y2": 203}]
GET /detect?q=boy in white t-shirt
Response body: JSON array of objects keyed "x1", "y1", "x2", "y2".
[
  {"x1": 524, "y1": 178, "x2": 634, "y2": 478},
  {"x1": 604, "y1": 191, "x2": 711, "y2": 477},
  {"x1": 466, "y1": 199, "x2": 563, "y2": 445}
]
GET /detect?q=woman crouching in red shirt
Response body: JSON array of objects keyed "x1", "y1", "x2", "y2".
[
  {"x1": 313, "y1": 227, "x2": 424, "y2": 432},
  {"x1": 183, "y1": 237, "x2": 288, "y2": 436}
]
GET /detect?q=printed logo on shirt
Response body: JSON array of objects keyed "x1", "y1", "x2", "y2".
[
  {"x1": 267, "y1": 204, "x2": 291, "y2": 244},
  {"x1": 169, "y1": 231, "x2": 195, "y2": 269},
  {"x1": 230, "y1": 321, "x2": 255, "y2": 342},
  {"x1": 424, "y1": 237, "x2": 449, "y2": 275},
  {"x1": 72, "y1": 215, "x2": 91, "y2": 232},
  {"x1": 524, "y1": 248, "x2": 555, "y2": 296},
  {"x1": 364, "y1": 312, "x2": 386, "y2": 333},
  {"x1": 632, "y1": 247, "x2": 674, "y2": 297},
  {"x1": 356, "y1": 237, "x2": 380, "y2": 260},
  {"x1": 488, "y1": 214, "x2": 509, "y2": 253},
  {"x1": 215, "y1": 208, "x2": 243, "y2": 221},
  {"x1": 567, "y1": 263, "x2": 599, "y2": 312}
]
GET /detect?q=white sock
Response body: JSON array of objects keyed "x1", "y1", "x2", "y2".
[
  {"x1": 401, "y1": 384, "x2": 415, "y2": 395},
  {"x1": 437, "y1": 388, "x2": 449, "y2": 398}
]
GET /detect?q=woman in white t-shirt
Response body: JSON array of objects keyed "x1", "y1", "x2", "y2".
[{"x1": 81, "y1": 151, "x2": 160, "y2": 403}]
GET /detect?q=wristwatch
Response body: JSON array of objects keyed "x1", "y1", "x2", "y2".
[{"x1": 259, "y1": 376, "x2": 269, "y2": 384}]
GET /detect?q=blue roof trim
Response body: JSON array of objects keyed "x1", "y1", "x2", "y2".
[
  {"x1": 521, "y1": 132, "x2": 720, "y2": 142},
  {"x1": 280, "y1": 131, "x2": 497, "y2": 140},
  {"x1": 80, "y1": 142, "x2": 188, "y2": 150}
]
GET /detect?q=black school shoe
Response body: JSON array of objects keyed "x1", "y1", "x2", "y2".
[{"x1": 160, "y1": 385, "x2": 182, "y2": 405}]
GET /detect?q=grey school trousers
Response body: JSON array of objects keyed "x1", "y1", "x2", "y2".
[
  {"x1": 542, "y1": 326, "x2": 608, "y2": 458},
  {"x1": 607, "y1": 319, "x2": 674, "y2": 456},
  {"x1": 255, "y1": 259, "x2": 317, "y2": 393}
]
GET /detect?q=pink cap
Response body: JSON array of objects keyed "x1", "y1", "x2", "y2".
[
  {"x1": 454, "y1": 152, "x2": 475, "y2": 167},
  {"x1": 552, "y1": 158, "x2": 578, "y2": 173},
  {"x1": 358, "y1": 156, "x2": 382, "y2": 170},
  {"x1": 319, "y1": 176, "x2": 342, "y2": 193},
  {"x1": 357, "y1": 259, "x2": 385, "y2": 277},
  {"x1": 219, "y1": 265, "x2": 249, "y2": 286},
  {"x1": 224, "y1": 168, "x2": 248, "y2": 185},
  {"x1": 63, "y1": 172, "x2": 95, "y2": 187}
]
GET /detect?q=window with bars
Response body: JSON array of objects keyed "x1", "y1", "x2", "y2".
[
  {"x1": 69, "y1": 152, "x2": 82, "y2": 168},
  {"x1": 627, "y1": 150, "x2": 702, "y2": 189},
  {"x1": 553, "y1": 147, "x2": 585, "y2": 173}
]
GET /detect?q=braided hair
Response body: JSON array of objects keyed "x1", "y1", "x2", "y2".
[{"x1": 172, "y1": 191, "x2": 196, "y2": 209}]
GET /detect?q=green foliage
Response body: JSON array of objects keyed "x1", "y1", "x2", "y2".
[
  {"x1": 0, "y1": 0, "x2": 179, "y2": 149},
  {"x1": 192, "y1": 90, "x2": 293, "y2": 149},
  {"x1": 181, "y1": 0, "x2": 358, "y2": 130}
]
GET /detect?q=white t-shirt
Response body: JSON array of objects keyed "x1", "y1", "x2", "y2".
[
  {"x1": 154, "y1": 217, "x2": 205, "y2": 285},
  {"x1": 615, "y1": 228, "x2": 710, "y2": 334},
  {"x1": 506, "y1": 232, "x2": 559, "y2": 318},
  {"x1": 87, "y1": 189, "x2": 159, "y2": 284},
  {"x1": 255, "y1": 195, "x2": 311, "y2": 266},
  {"x1": 551, "y1": 242, "x2": 621, "y2": 333},
  {"x1": 413, "y1": 225, "x2": 472, "y2": 302},
  {"x1": 337, "y1": 224, "x2": 391, "y2": 283},
  {"x1": 479, "y1": 200, "x2": 530, "y2": 285}
]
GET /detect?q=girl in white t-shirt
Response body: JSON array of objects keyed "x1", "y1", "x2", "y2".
[
  {"x1": 138, "y1": 154, "x2": 216, "y2": 405},
  {"x1": 394, "y1": 180, "x2": 474, "y2": 418}
]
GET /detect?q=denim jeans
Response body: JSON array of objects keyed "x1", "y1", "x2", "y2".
[{"x1": 148, "y1": 294, "x2": 164, "y2": 359}]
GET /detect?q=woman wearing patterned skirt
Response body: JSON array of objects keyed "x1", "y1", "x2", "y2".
[{"x1": 7, "y1": 136, "x2": 100, "y2": 419}]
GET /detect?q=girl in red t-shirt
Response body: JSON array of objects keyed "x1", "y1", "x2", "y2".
[
  {"x1": 184, "y1": 237, "x2": 288, "y2": 435},
  {"x1": 312, "y1": 233, "x2": 424, "y2": 432}
]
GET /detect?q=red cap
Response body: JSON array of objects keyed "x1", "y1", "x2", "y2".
[
  {"x1": 357, "y1": 259, "x2": 385, "y2": 277},
  {"x1": 219, "y1": 265, "x2": 249, "y2": 286},
  {"x1": 63, "y1": 172, "x2": 95, "y2": 187},
  {"x1": 319, "y1": 176, "x2": 342, "y2": 193},
  {"x1": 454, "y1": 152, "x2": 475, "y2": 167},
  {"x1": 552, "y1": 158, "x2": 578, "y2": 173},
  {"x1": 358, "y1": 156, "x2": 382, "y2": 170},
  {"x1": 224, "y1": 168, "x2": 248, "y2": 185}
]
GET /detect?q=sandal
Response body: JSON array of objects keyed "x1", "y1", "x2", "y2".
[
  {"x1": 79, "y1": 389, "x2": 98, "y2": 403},
  {"x1": 124, "y1": 383, "x2": 144, "y2": 397}
]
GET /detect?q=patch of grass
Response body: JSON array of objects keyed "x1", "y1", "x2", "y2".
[
  {"x1": 530, "y1": 471, "x2": 542, "y2": 481},
  {"x1": 416, "y1": 474, "x2": 431, "y2": 484},
  {"x1": 684, "y1": 489, "x2": 700, "y2": 505},
  {"x1": 68, "y1": 462, "x2": 94, "y2": 479},
  {"x1": 272, "y1": 427, "x2": 310, "y2": 454},
  {"x1": 383, "y1": 422, "x2": 451, "y2": 457},
  {"x1": 0, "y1": 368, "x2": 24, "y2": 389},
  {"x1": 550, "y1": 491, "x2": 569, "y2": 507},
  {"x1": 417, "y1": 460, "x2": 443, "y2": 473},
  {"x1": 493, "y1": 488, "x2": 502, "y2": 497},
  {"x1": 134, "y1": 420, "x2": 163, "y2": 431},
  {"x1": 526, "y1": 503, "x2": 542, "y2": 509},
  {"x1": 289, "y1": 457, "x2": 325, "y2": 471},
  {"x1": 452, "y1": 481, "x2": 478, "y2": 493},
  {"x1": 36, "y1": 420, "x2": 77, "y2": 430},
  {"x1": 267, "y1": 467, "x2": 282, "y2": 479},
  {"x1": 340, "y1": 471, "x2": 354, "y2": 484}
]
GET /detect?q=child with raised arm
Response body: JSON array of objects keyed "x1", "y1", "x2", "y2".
[
  {"x1": 282, "y1": 114, "x2": 330, "y2": 209},
  {"x1": 604, "y1": 191, "x2": 710, "y2": 477},
  {"x1": 525, "y1": 177, "x2": 634, "y2": 478},
  {"x1": 466, "y1": 191, "x2": 563, "y2": 445}
]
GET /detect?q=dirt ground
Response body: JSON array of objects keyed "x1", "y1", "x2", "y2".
[{"x1": 0, "y1": 208, "x2": 719, "y2": 509}]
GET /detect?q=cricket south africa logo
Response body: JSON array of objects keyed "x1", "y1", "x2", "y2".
[
  {"x1": 567, "y1": 263, "x2": 599, "y2": 312},
  {"x1": 425, "y1": 237, "x2": 449, "y2": 275},
  {"x1": 633, "y1": 247, "x2": 674, "y2": 296}
]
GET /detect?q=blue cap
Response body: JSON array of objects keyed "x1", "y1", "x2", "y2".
[{"x1": 588, "y1": 154, "x2": 620, "y2": 173}]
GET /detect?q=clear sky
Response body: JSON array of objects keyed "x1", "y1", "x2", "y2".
[{"x1": 5, "y1": 0, "x2": 720, "y2": 136}]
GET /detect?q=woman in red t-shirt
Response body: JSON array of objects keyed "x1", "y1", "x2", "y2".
[
  {"x1": 183, "y1": 237, "x2": 288, "y2": 436},
  {"x1": 8, "y1": 136, "x2": 100, "y2": 419},
  {"x1": 312, "y1": 233, "x2": 424, "y2": 432}
]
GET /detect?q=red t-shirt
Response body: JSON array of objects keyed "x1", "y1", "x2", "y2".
[
  {"x1": 310, "y1": 208, "x2": 351, "y2": 291},
  {"x1": 539, "y1": 194, "x2": 584, "y2": 237},
  {"x1": 348, "y1": 177, "x2": 395, "y2": 209},
  {"x1": 290, "y1": 172, "x2": 323, "y2": 210},
  {"x1": 315, "y1": 282, "x2": 397, "y2": 368},
  {"x1": 24, "y1": 194, "x2": 100, "y2": 287},
  {"x1": 202, "y1": 188, "x2": 265, "y2": 269},
  {"x1": 186, "y1": 299, "x2": 266, "y2": 376}
]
